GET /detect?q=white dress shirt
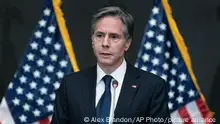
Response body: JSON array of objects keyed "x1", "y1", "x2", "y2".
[{"x1": 95, "y1": 59, "x2": 127, "y2": 123}]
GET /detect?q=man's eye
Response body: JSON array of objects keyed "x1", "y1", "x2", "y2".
[
  {"x1": 112, "y1": 36, "x2": 117, "y2": 39},
  {"x1": 110, "y1": 35, "x2": 119, "y2": 39},
  {"x1": 96, "y1": 34, "x2": 103, "y2": 38}
]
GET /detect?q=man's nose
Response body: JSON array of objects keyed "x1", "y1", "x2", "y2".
[{"x1": 102, "y1": 35, "x2": 110, "y2": 47}]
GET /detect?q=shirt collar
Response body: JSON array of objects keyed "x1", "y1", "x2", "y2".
[{"x1": 96, "y1": 59, "x2": 127, "y2": 84}]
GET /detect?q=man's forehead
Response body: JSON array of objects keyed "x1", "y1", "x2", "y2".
[{"x1": 95, "y1": 30, "x2": 121, "y2": 35}]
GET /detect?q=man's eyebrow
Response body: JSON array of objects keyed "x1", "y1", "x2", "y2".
[
  {"x1": 95, "y1": 31, "x2": 105, "y2": 35},
  {"x1": 109, "y1": 33, "x2": 120, "y2": 36}
]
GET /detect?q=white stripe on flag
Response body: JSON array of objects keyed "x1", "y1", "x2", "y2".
[
  {"x1": 0, "y1": 97, "x2": 15, "y2": 124},
  {"x1": 171, "y1": 110, "x2": 183, "y2": 124},
  {"x1": 186, "y1": 101, "x2": 205, "y2": 124},
  {"x1": 49, "y1": 115, "x2": 52, "y2": 122}
]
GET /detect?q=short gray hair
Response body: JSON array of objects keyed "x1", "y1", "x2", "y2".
[{"x1": 91, "y1": 6, "x2": 134, "y2": 41}]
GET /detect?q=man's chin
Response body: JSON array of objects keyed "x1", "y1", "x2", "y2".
[{"x1": 97, "y1": 59, "x2": 114, "y2": 67}]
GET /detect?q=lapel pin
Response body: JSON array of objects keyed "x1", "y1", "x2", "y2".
[{"x1": 132, "y1": 85, "x2": 137, "y2": 88}]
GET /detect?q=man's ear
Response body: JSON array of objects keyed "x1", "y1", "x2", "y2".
[
  {"x1": 124, "y1": 39, "x2": 131, "y2": 51},
  {"x1": 92, "y1": 41, "x2": 94, "y2": 49}
]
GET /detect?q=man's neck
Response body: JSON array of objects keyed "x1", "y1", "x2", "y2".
[{"x1": 98, "y1": 58, "x2": 124, "y2": 75}]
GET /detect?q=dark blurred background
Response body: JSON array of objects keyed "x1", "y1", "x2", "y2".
[{"x1": 0, "y1": 0, "x2": 219, "y2": 121}]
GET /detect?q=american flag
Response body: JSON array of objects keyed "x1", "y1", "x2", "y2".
[
  {"x1": 135, "y1": 0, "x2": 212, "y2": 123},
  {"x1": 0, "y1": 0, "x2": 79, "y2": 123}
]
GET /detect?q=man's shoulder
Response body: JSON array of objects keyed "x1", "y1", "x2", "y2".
[
  {"x1": 63, "y1": 65, "x2": 96, "y2": 82},
  {"x1": 138, "y1": 68, "x2": 164, "y2": 82},
  {"x1": 128, "y1": 63, "x2": 165, "y2": 85},
  {"x1": 129, "y1": 63, "x2": 163, "y2": 80}
]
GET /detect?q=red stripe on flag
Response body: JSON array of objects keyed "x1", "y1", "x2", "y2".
[
  {"x1": 196, "y1": 98, "x2": 213, "y2": 124},
  {"x1": 178, "y1": 106, "x2": 193, "y2": 124},
  {"x1": 39, "y1": 117, "x2": 50, "y2": 124}
]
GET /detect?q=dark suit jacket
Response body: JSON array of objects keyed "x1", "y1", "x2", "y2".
[{"x1": 51, "y1": 63, "x2": 171, "y2": 124}]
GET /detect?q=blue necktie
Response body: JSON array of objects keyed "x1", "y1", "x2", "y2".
[{"x1": 96, "y1": 75, "x2": 112, "y2": 124}]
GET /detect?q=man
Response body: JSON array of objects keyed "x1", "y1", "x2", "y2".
[{"x1": 51, "y1": 6, "x2": 170, "y2": 124}]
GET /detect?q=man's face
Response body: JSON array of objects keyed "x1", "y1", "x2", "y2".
[{"x1": 92, "y1": 16, "x2": 131, "y2": 67}]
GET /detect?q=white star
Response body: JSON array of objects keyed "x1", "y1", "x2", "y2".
[
  {"x1": 33, "y1": 70, "x2": 41, "y2": 78},
  {"x1": 164, "y1": 52, "x2": 170, "y2": 59},
  {"x1": 44, "y1": 8, "x2": 51, "y2": 16},
  {"x1": 142, "y1": 53, "x2": 150, "y2": 62},
  {"x1": 188, "y1": 89, "x2": 195, "y2": 97},
  {"x1": 54, "y1": 82, "x2": 60, "y2": 90},
  {"x1": 30, "y1": 42, "x2": 38, "y2": 50},
  {"x1": 168, "y1": 90, "x2": 175, "y2": 99},
  {"x1": 169, "y1": 79, "x2": 175, "y2": 87},
  {"x1": 50, "y1": 93, "x2": 56, "y2": 100},
  {"x1": 47, "y1": 65, "x2": 54, "y2": 72},
  {"x1": 154, "y1": 46, "x2": 162, "y2": 54},
  {"x1": 14, "y1": 73, "x2": 17, "y2": 78},
  {"x1": 8, "y1": 83, "x2": 13, "y2": 89},
  {"x1": 50, "y1": 54, "x2": 58, "y2": 62},
  {"x1": 141, "y1": 66, "x2": 147, "y2": 71},
  {"x1": 40, "y1": 47, "x2": 48, "y2": 56},
  {"x1": 23, "y1": 64, "x2": 31, "y2": 72},
  {"x1": 54, "y1": 43, "x2": 61, "y2": 51},
  {"x1": 16, "y1": 87, "x2": 23, "y2": 95},
  {"x1": 176, "y1": 96, "x2": 183, "y2": 104},
  {"x1": 152, "y1": 7, "x2": 159, "y2": 14},
  {"x1": 166, "y1": 40, "x2": 171, "y2": 47},
  {"x1": 44, "y1": 36, "x2": 52, "y2": 44},
  {"x1": 13, "y1": 98, "x2": 20, "y2": 106},
  {"x1": 161, "y1": 74, "x2": 167, "y2": 81},
  {"x1": 43, "y1": 76, "x2": 51, "y2": 84},
  {"x1": 23, "y1": 103, "x2": 30, "y2": 111},
  {"x1": 162, "y1": 63, "x2": 169, "y2": 70},
  {"x1": 151, "y1": 58, "x2": 159, "y2": 66},
  {"x1": 19, "y1": 114, "x2": 27, "y2": 122},
  {"x1": 149, "y1": 18, "x2": 157, "y2": 26},
  {"x1": 26, "y1": 92, "x2": 34, "y2": 100},
  {"x1": 144, "y1": 42, "x2": 152, "y2": 50},
  {"x1": 150, "y1": 69, "x2": 157, "y2": 75},
  {"x1": 56, "y1": 71, "x2": 64, "y2": 79},
  {"x1": 48, "y1": 25, "x2": 56, "y2": 33},
  {"x1": 19, "y1": 75, "x2": 27, "y2": 84},
  {"x1": 40, "y1": 87, "x2": 48, "y2": 95},
  {"x1": 36, "y1": 98, "x2": 44, "y2": 106},
  {"x1": 33, "y1": 109, "x2": 41, "y2": 117},
  {"x1": 179, "y1": 73, "x2": 187, "y2": 81},
  {"x1": 37, "y1": 59, "x2": 44, "y2": 67},
  {"x1": 178, "y1": 85, "x2": 185, "y2": 92},
  {"x1": 134, "y1": 63, "x2": 138, "y2": 68},
  {"x1": 30, "y1": 81, "x2": 37, "y2": 89},
  {"x1": 159, "y1": 23, "x2": 166, "y2": 30},
  {"x1": 27, "y1": 53, "x2": 35, "y2": 61},
  {"x1": 60, "y1": 60, "x2": 68, "y2": 68},
  {"x1": 146, "y1": 30, "x2": 154, "y2": 38},
  {"x1": 168, "y1": 102, "x2": 173, "y2": 110},
  {"x1": 35, "y1": 31, "x2": 42, "y2": 38},
  {"x1": 156, "y1": 34, "x2": 164, "y2": 42},
  {"x1": 171, "y1": 68, "x2": 177, "y2": 75},
  {"x1": 47, "y1": 104, "x2": 54, "y2": 112},
  {"x1": 39, "y1": 19, "x2": 46, "y2": 27},
  {"x1": 172, "y1": 57, "x2": 178, "y2": 65}
]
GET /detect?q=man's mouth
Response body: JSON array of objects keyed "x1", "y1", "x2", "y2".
[{"x1": 100, "y1": 53, "x2": 112, "y2": 56}]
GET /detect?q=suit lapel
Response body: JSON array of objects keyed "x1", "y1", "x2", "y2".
[
  {"x1": 83, "y1": 65, "x2": 97, "y2": 118},
  {"x1": 114, "y1": 63, "x2": 140, "y2": 117}
]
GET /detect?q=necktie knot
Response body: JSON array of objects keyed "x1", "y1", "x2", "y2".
[{"x1": 103, "y1": 75, "x2": 112, "y2": 90}]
